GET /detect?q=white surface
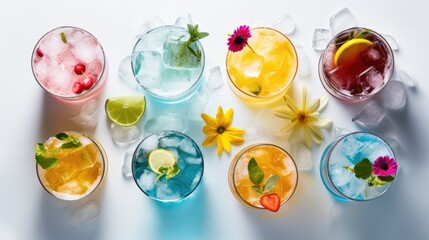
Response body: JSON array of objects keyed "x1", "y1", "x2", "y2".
[{"x1": 1, "y1": 0, "x2": 429, "y2": 239}]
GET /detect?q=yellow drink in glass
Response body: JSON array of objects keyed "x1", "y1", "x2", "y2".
[
  {"x1": 36, "y1": 131, "x2": 107, "y2": 201},
  {"x1": 228, "y1": 144, "x2": 298, "y2": 210},
  {"x1": 226, "y1": 27, "x2": 298, "y2": 104}
]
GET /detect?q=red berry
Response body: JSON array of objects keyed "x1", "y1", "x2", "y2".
[
  {"x1": 260, "y1": 193, "x2": 281, "y2": 212},
  {"x1": 82, "y1": 76, "x2": 95, "y2": 90},
  {"x1": 74, "y1": 63, "x2": 86, "y2": 75},
  {"x1": 36, "y1": 48, "x2": 44, "y2": 57},
  {"x1": 72, "y1": 82, "x2": 83, "y2": 94}
]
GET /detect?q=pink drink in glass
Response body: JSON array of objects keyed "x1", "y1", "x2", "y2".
[{"x1": 31, "y1": 26, "x2": 107, "y2": 101}]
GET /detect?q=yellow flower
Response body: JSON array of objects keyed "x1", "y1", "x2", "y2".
[
  {"x1": 273, "y1": 86, "x2": 332, "y2": 148},
  {"x1": 201, "y1": 106, "x2": 245, "y2": 156}
]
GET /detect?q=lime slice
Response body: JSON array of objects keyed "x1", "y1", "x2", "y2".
[
  {"x1": 334, "y1": 38, "x2": 373, "y2": 66},
  {"x1": 148, "y1": 149, "x2": 177, "y2": 175},
  {"x1": 105, "y1": 96, "x2": 146, "y2": 127}
]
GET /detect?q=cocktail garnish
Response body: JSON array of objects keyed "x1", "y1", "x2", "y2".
[
  {"x1": 60, "y1": 32, "x2": 67, "y2": 44},
  {"x1": 335, "y1": 28, "x2": 371, "y2": 47},
  {"x1": 35, "y1": 132, "x2": 82, "y2": 169},
  {"x1": 344, "y1": 156, "x2": 397, "y2": 187},
  {"x1": 260, "y1": 193, "x2": 281, "y2": 212},
  {"x1": 247, "y1": 158, "x2": 279, "y2": 195},
  {"x1": 148, "y1": 149, "x2": 180, "y2": 182},
  {"x1": 227, "y1": 25, "x2": 255, "y2": 53},
  {"x1": 183, "y1": 24, "x2": 209, "y2": 61}
]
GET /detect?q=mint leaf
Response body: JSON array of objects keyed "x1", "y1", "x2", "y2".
[
  {"x1": 378, "y1": 175, "x2": 395, "y2": 182},
  {"x1": 252, "y1": 186, "x2": 263, "y2": 195},
  {"x1": 68, "y1": 135, "x2": 80, "y2": 144},
  {"x1": 60, "y1": 32, "x2": 67, "y2": 44},
  {"x1": 166, "y1": 163, "x2": 180, "y2": 180},
  {"x1": 197, "y1": 32, "x2": 209, "y2": 39},
  {"x1": 353, "y1": 158, "x2": 372, "y2": 179},
  {"x1": 36, "y1": 143, "x2": 47, "y2": 155},
  {"x1": 36, "y1": 155, "x2": 58, "y2": 169},
  {"x1": 60, "y1": 141, "x2": 82, "y2": 149},
  {"x1": 248, "y1": 158, "x2": 264, "y2": 185},
  {"x1": 355, "y1": 29, "x2": 371, "y2": 39},
  {"x1": 55, "y1": 132, "x2": 69, "y2": 140},
  {"x1": 251, "y1": 86, "x2": 262, "y2": 96},
  {"x1": 263, "y1": 175, "x2": 279, "y2": 193}
]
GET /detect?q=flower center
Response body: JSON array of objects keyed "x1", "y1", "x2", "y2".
[
  {"x1": 234, "y1": 36, "x2": 245, "y2": 44},
  {"x1": 380, "y1": 162, "x2": 389, "y2": 170},
  {"x1": 297, "y1": 111, "x2": 308, "y2": 123},
  {"x1": 217, "y1": 126, "x2": 225, "y2": 134}
]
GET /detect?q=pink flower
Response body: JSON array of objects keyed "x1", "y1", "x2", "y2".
[
  {"x1": 372, "y1": 155, "x2": 398, "y2": 177},
  {"x1": 227, "y1": 25, "x2": 252, "y2": 52}
]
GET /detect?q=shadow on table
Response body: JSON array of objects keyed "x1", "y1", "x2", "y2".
[{"x1": 150, "y1": 181, "x2": 213, "y2": 240}]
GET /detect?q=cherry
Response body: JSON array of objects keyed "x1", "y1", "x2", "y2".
[
  {"x1": 72, "y1": 82, "x2": 83, "y2": 94},
  {"x1": 74, "y1": 63, "x2": 86, "y2": 75},
  {"x1": 36, "y1": 48, "x2": 44, "y2": 57},
  {"x1": 82, "y1": 76, "x2": 95, "y2": 90}
]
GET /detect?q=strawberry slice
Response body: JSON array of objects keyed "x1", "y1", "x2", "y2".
[{"x1": 260, "y1": 193, "x2": 280, "y2": 212}]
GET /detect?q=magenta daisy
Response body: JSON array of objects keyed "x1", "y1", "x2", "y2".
[
  {"x1": 227, "y1": 25, "x2": 254, "y2": 53},
  {"x1": 372, "y1": 155, "x2": 398, "y2": 177}
]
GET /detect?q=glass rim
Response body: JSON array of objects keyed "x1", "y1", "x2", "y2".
[
  {"x1": 31, "y1": 26, "x2": 107, "y2": 100},
  {"x1": 324, "y1": 131, "x2": 397, "y2": 201},
  {"x1": 36, "y1": 131, "x2": 108, "y2": 201},
  {"x1": 131, "y1": 130, "x2": 204, "y2": 202},
  {"x1": 318, "y1": 27, "x2": 395, "y2": 101},
  {"x1": 131, "y1": 25, "x2": 206, "y2": 102},
  {"x1": 225, "y1": 26, "x2": 298, "y2": 100},
  {"x1": 229, "y1": 143, "x2": 299, "y2": 209}
]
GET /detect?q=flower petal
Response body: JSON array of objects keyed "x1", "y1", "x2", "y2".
[
  {"x1": 202, "y1": 135, "x2": 217, "y2": 147},
  {"x1": 314, "y1": 118, "x2": 333, "y2": 129},
  {"x1": 226, "y1": 127, "x2": 245, "y2": 135},
  {"x1": 307, "y1": 98, "x2": 320, "y2": 113},
  {"x1": 281, "y1": 119, "x2": 298, "y2": 133},
  {"x1": 201, "y1": 113, "x2": 218, "y2": 127},
  {"x1": 303, "y1": 128, "x2": 313, "y2": 148},
  {"x1": 203, "y1": 125, "x2": 217, "y2": 135},
  {"x1": 284, "y1": 95, "x2": 299, "y2": 115},
  {"x1": 273, "y1": 107, "x2": 295, "y2": 120},
  {"x1": 216, "y1": 135, "x2": 224, "y2": 156},
  {"x1": 302, "y1": 85, "x2": 308, "y2": 109},
  {"x1": 221, "y1": 135, "x2": 231, "y2": 153},
  {"x1": 224, "y1": 132, "x2": 245, "y2": 145},
  {"x1": 318, "y1": 96, "x2": 329, "y2": 112},
  {"x1": 216, "y1": 106, "x2": 225, "y2": 124},
  {"x1": 307, "y1": 124, "x2": 324, "y2": 144},
  {"x1": 223, "y1": 108, "x2": 234, "y2": 128}
]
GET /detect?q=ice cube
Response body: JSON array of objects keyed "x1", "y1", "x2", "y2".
[
  {"x1": 382, "y1": 34, "x2": 399, "y2": 51},
  {"x1": 382, "y1": 80, "x2": 406, "y2": 110},
  {"x1": 191, "y1": 171, "x2": 202, "y2": 187},
  {"x1": 140, "y1": 134, "x2": 159, "y2": 152},
  {"x1": 136, "y1": 16, "x2": 165, "y2": 38},
  {"x1": 155, "y1": 181, "x2": 181, "y2": 200},
  {"x1": 341, "y1": 136, "x2": 364, "y2": 164},
  {"x1": 70, "y1": 36, "x2": 99, "y2": 64},
  {"x1": 122, "y1": 151, "x2": 134, "y2": 179},
  {"x1": 236, "y1": 52, "x2": 264, "y2": 78},
  {"x1": 118, "y1": 56, "x2": 139, "y2": 89},
  {"x1": 175, "y1": 14, "x2": 193, "y2": 28},
  {"x1": 292, "y1": 144, "x2": 313, "y2": 171},
  {"x1": 159, "y1": 67, "x2": 192, "y2": 93},
  {"x1": 58, "y1": 45, "x2": 78, "y2": 67},
  {"x1": 206, "y1": 66, "x2": 224, "y2": 90},
  {"x1": 180, "y1": 139, "x2": 197, "y2": 156},
  {"x1": 312, "y1": 28, "x2": 331, "y2": 51},
  {"x1": 70, "y1": 99, "x2": 99, "y2": 129},
  {"x1": 398, "y1": 69, "x2": 418, "y2": 88},
  {"x1": 110, "y1": 123, "x2": 141, "y2": 144},
  {"x1": 332, "y1": 127, "x2": 352, "y2": 139},
  {"x1": 40, "y1": 33, "x2": 67, "y2": 56},
  {"x1": 359, "y1": 67, "x2": 385, "y2": 93},
  {"x1": 70, "y1": 201, "x2": 100, "y2": 228},
  {"x1": 243, "y1": 127, "x2": 262, "y2": 142},
  {"x1": 143, "y1": 114, "x2": 186, "y2": 136},
  {"x1": 159, "y1": 137, "x2": 181, "y2": 148},
  {"x1": 187, "y1": 93, "x2": 209, "y2": 121},
  {"x1": 271, "y1": 14, "x2": 296, "y2": 35},
  {"x1": 138, "y1": 170, "x2": 158, "y2": 191},
  {"x1": 352, "y1": 101, "x2": 386, "y2": 129},
  {"x1": 329, "y1": 161, "x2": 353, "y2": 187},
  {"x1": 295, "y1": 45, "x2": 311, "y2": 78},
  {"x1": 48, "y1": 69, "x2": 75, "y2": 94},
  {"x1": 359, "y1": 42, "x2": 387, "y2": 67},
  {"x1": 167, "y1": 148, "x2": 180, "y2": 161},
  {"x1": 185, "y1": 157, "x2": 202, "y2": 165},
  {"x1": 256, "y1": 109, "x2": 288, "y2": 137},
  {"x1": 329, "y1": 8, "x2": 357, "y2": 36},
  {"x1": 341, "y1": 177, "x2": 367, "y2": 199},
  {"x1": 162, "y1": 31, "x2": 201, "y2": 69},
  {"x1": 132, "y1": 51, "x2": 162, "y2": 89},
  {"x1": 33, "y1": 56, "x2": 55, "y2": 80}
]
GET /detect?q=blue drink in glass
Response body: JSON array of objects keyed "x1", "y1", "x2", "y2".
[
  {"x1": 131, "y1": 26, "x2": 205, "y2": 103},
  {"x1": 320, "y1": 132, "x2": 396, "y2": 201},
  {"x1": 132, "y1": 131, "x2": 204, "y2": 202}
]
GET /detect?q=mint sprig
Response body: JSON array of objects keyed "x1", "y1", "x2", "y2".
[
  {"x1": 155, "y1": 163, "x2": 180, "y2": 183},
  {"x1": 35, "y1": 132, "x2": 82, "y2": 169},
  {"x1": 248, "y1": 158, "x2": 279, "y2": 195},
  {"x1": 184, "y1": 24, "x2": 209, "y2": 61},
  {"x1": 344, "y1": 158, "x2": 395, "y2": 187},
  {"x1": 335, "y1": 28, "x2": 371, "y2": 47}
]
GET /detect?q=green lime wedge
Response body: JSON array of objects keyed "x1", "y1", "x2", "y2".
[{"x1": 105, "y1": 96, "x2": 146, "y2": 127}]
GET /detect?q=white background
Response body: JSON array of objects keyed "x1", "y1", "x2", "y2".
[{"x1": 1, "y1": 0, "x2": 429, "y2": 239}]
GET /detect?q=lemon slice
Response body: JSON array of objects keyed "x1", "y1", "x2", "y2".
[
  {"x1": 148, "y1": 149, "x2": 177, "y2": 175},
  {"x1": 105, "y1": 96, "x2": 146, "y2": 127},
  {"x1": 334, "y1": 38, "x2": 373, "y2": 66}
]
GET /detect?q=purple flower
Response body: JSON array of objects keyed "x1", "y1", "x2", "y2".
[
  {"x1": 372, "y1": 155, "x2": 398, "y2": 177},
  {"x1": 227, "y1": 25, "x2": 252, "y2": 52}
]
